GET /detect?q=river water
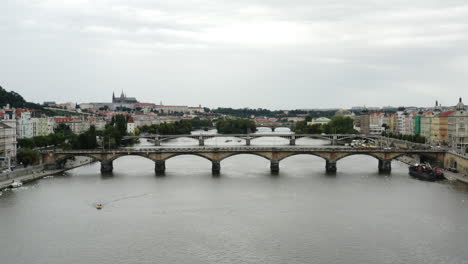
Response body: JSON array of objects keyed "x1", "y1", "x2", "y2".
[{"x1": 1, "y1": 128, "x2": 468, "y2": 264}]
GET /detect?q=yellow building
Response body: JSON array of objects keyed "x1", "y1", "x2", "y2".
[
  {"x1": 430, "y1": 110, "x2": 455, "y2": 145},
  {"x1": 421, "y1": 112, "x2": 434, "y2": 141}
]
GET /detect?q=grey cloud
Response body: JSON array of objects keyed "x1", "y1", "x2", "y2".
[{"x1": 0, "y1": 0, "x2": 467, "y2": 109}]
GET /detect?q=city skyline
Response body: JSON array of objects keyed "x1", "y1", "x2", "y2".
[{"x1": 1, "y1": 0, "x2": 468, "y2": 109}]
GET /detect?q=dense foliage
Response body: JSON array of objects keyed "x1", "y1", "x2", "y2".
[
  {"x1": 140, "y1": 120, "x2": 193, "y2": 135},
  {"x1": 16, "y1": 148, "x2": 40, "y2": 167},
  {"x1": 18, "y1": 125, "x2": 98, "y2": 149},
  {"x1": 211, "y1": 108, "x2": 282, "y2": 118},
  {"x1": 382, "y1": 132, "x2": 427, "y2": 144},
  {"x1": 139, "y1": 118, "x2": 212, "y2": 135},
  {"x1": 0, "y1": 85, "x2": 43, "y2": 110},
  {"x1": 73, "y1": 126, "x2": 98, "y2": 149},
  {"x1": 216, "y1": 119, "x2": 257, "y2": 134},
  {"x1": 210, "y1": 108, "x2": 341, "y2": 119},
  {"x1": 294, "y1": 116, "x2": 357, "y2": 134},
  {"x1": 190, "y1": 117, "x2": 213, "y2": 130}
]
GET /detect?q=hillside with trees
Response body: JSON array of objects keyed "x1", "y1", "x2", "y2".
[{"x1": 0, "y1": 85, "x2": 43, "y2": 109}]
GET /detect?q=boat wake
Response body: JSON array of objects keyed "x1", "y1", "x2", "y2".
[
  {"x1": 104, "y1": 193, "x2": 151, "y2": 205},
  {"x1": 92, "y1": 193, "x2": 152, "y2": 208}
]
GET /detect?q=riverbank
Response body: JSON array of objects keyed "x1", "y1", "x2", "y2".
[
  {"x1": 0, "y1": 157, "x2": 95, "y2": 191},
  {"x1": 396, "y1": 155, "x2": 468, "y2": 184}
]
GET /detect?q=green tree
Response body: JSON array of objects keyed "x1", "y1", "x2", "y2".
[
  {"x1": 323, "y1": 116, "x2": 357, "y2": 134},
  {"x1": 216, "y1": 119, "x2": 257, "y2": 134},
  {"x1": 17, "y1": 138, "x2": 36, "y2": 149},
  {"x1": 16, "y1": 149, "x2": 40, "y2": 167}
]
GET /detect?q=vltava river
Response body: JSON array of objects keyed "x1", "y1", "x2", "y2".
[{"x1": 1, "y1": 129, "x2": 468, "y2": 264}]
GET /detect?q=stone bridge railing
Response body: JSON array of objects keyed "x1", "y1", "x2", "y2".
[{"x1": 41, "y1": 146, "x2": 445, "y2": 176}]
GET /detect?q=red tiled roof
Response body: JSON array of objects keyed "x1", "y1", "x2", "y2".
[
  {"x1": 54, "y1": 117, "x2": 73, "y2": 123},
  {"x1": 15, "y1": 109, "x2": 35, "y2": 117},
  {"x1": 439, "y1": 110, "x2": 456, "y2": 117},
  {"x1": 132, "y1": 103, "x2": 156, "y2": 106},
  {"x1": 155, "y1": 105, "x2": 188, "y2": 108}
]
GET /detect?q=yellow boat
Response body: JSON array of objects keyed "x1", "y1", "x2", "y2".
[{"x1": 96, "y1": 204, "x2": 103, "y2": 210}]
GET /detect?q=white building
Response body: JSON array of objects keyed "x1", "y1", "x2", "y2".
[
  {"x1": 448, "y1": 98, "x2": 468, "y2": 148},
  {"x1": 32, "y1": 117, "x2": 55, "y2": 137},
  {"x1": 369, "y1": 124, "x2": 385, "y2": 135},
  {"x1": 16, "y1": 111, "x2": 34, "y2": 139},
  {"x1": 89, "y1": 119, "x2": 107, "y2": 131},
  {"x1": 0, "y1": 115, "x2": 17, "y2": 169},
  {"x1": 67, "y1": 120, "x2": 91, "y2": 134},
  {"x1": 127, "y1": 117, "x2": 136, "y2": 134},
  {"x1": 396, "y1": 110, "x2": 405, "y2": 135},
  {"x1": 307, "y1": 117, "x2": 331, "y2": 126}
]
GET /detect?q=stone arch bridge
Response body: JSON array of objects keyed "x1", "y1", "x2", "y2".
[
  {"x1": 124, "y1": 133, "x2": 384, "y2": 146},
  {"x1": 42, "y1": 146, "x2": 445, "y2": 175}
]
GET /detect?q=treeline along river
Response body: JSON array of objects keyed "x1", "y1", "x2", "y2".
[{"x1": 1, "y1": 128, "x2": 468, "y2": 264}]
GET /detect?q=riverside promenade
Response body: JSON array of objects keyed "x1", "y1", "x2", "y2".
[{"x1": 0, "y1": 157, "x2": 94, "y2": 191}]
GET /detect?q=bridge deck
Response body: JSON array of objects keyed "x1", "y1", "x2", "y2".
[{"x1": 51, "y1": 146, "x2": 443, "y2": 154}]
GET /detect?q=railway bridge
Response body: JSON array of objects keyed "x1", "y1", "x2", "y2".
[{"x1": 41, "y1": 146, "x2": 445, "y2": 175}]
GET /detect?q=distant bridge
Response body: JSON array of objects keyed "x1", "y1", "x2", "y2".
[
  {"x1": 255, "y1": 122, "x2": 293, "y2": 131},
  {"x1": 123, "y1": 133, "x2": 387, "y2": 146},
  {"x1": 42, "y1": 146, "x2": 444, "y2": 175}
]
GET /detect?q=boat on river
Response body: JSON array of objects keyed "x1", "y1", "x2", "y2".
[
  {"x1": 10, "y1": 180, "x2": 23, "y2": 188},
  {"x1": 409, "y1": 164, "x2": 444, "y2": 181},
  {"x1": 95, "y1": 204, "x2": 103, "y2": 210}
]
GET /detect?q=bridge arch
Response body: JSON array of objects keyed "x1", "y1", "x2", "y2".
[
  {"x1": 159, "y1": 136, "x2": 199, "y2": 143},
  {"x1": 218, "y1": 152, "x2": 272, "y2": 162},
  {"x1": 249, "y1": 136, "x2": 290, "y2": 143},
  {"x1": 277, "y1": 152, "x2": 329, "y2": 162},
  {"x1": 106, "y1": 154, "x2": 157, "y2": 162},
  {"x1": 334, "y1": 152, "x2": 382, "y2": 162},
  {"x1": 56, "y1": 153, "x2": 102, "y2": 164},
  {"x1": 163, "y1": 153, "x2": 214, "y2": 162}
]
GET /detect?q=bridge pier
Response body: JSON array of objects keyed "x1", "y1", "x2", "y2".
[
  {"x1": 246, "y1": 138, "x2": 251, "y2": 146},
  {"x1": 155, "y1": 160, "x2": 166, "y2": 175},
  {"x1": 212, "y1": 160, "x2": 221, "y2": 175},
  {"x1": 289, "y1": 136, "x2": 296, "y2": 146},
  {"x1": 326, "y1": 160, "x2": 337, "y2": 173},
  {"x1": 378, "y1": 159, "x2": 392, "y2": 173},
  {"x1": 155, "y1": 139, "x2": 161, "y2": 146},
  {"x1": 100, "y1": 160, "x2": 113, "y2": 173},
  {"x1": 270, "y1": 160, "x2": 280, "y2": 174},
  {"x1": 332, "y1": 136, "x2": 337, "y2": 146},
  {"x1": 271, "y1": 127, "x2": 275, "y2": 132},
  {"x1": 199, "y1": 137, "x2": 205, "y2": 146}
]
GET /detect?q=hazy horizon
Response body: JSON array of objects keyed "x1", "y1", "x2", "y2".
[{"x1": 1, "y1": 0, "x2": 467, "y2": 109}]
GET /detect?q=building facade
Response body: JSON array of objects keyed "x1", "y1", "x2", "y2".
[
  {"x1": 33, "y1": 117, "x2": 55, "y2": 137},
  {"x1": 0, "y1": 114, "x2": 17, "y2": 169},
  {"x1": 448, "y1": 98, "x2": 468, "y2": 148},
  {"x1": 16, "y1": 111, "x2": 34, "y2": 139},
  {"x1": 420, "y1": 112, "x2": 434, "y2": 141}
]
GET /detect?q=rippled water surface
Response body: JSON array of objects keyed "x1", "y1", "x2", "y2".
[{"x1": 1, "y1": 131, "x2": 468, "y2": 264}]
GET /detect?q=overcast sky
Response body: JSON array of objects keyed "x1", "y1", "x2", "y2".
[{"x1": 1, "y1": 0, "x2": 467, "y2": 109}]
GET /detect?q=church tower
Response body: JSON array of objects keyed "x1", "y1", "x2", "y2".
[{"x1": 456, "y1": 97, "x2": 465, "y2": 111}]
